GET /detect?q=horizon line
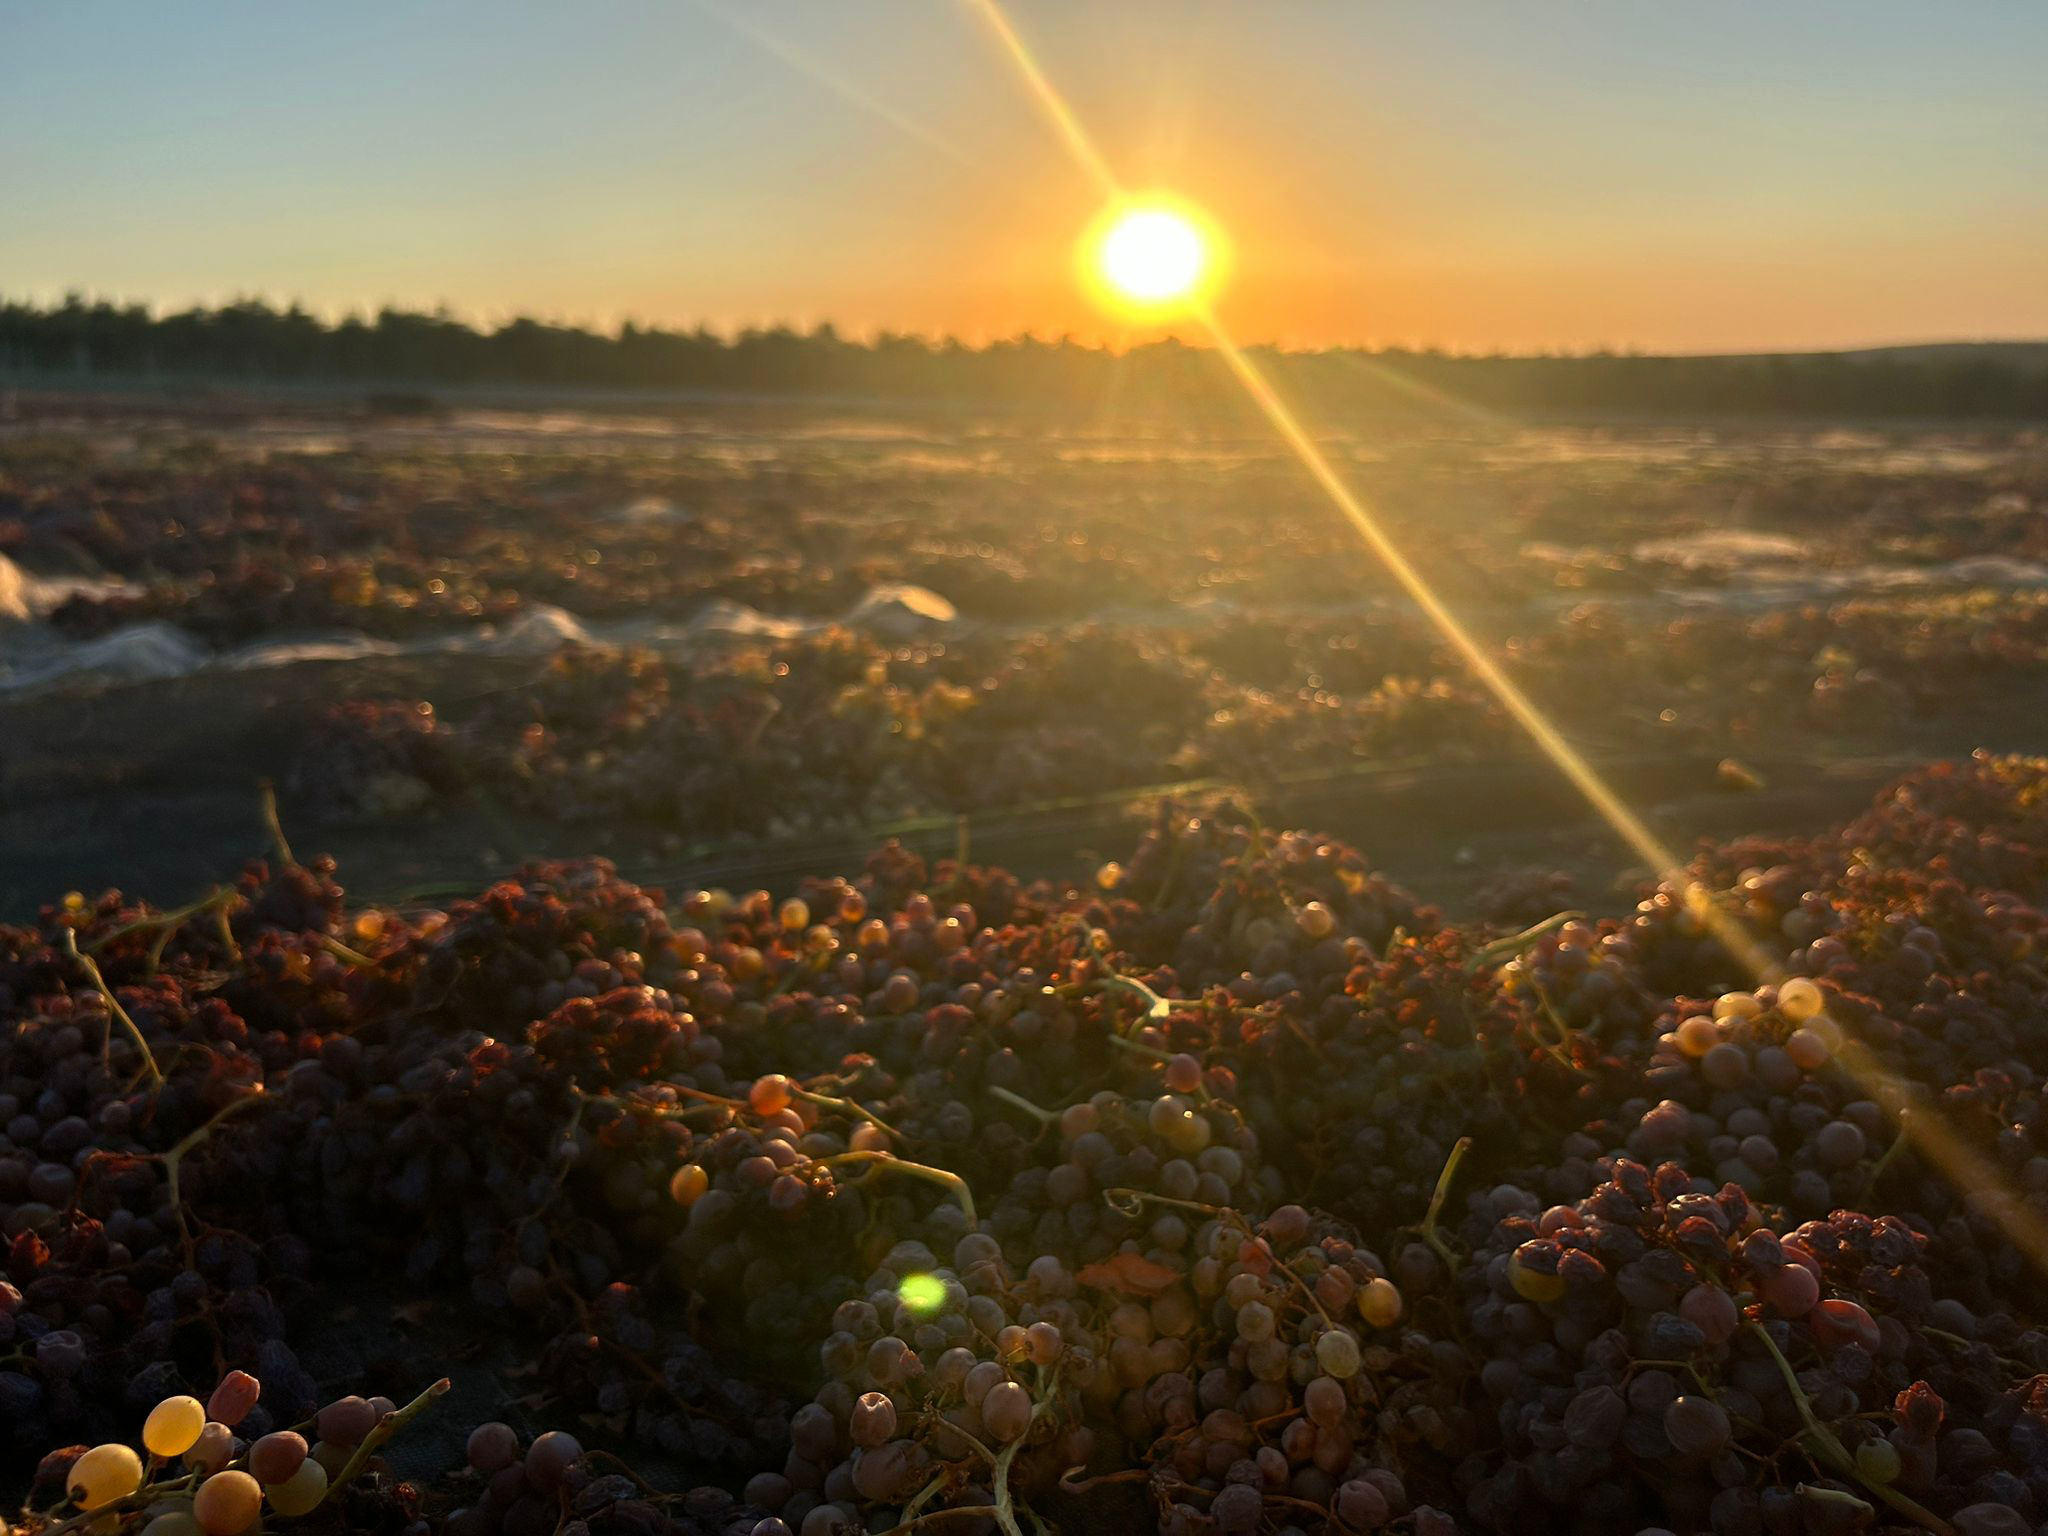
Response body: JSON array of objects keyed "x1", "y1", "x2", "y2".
[{"x1": 6, "y1": 290, "x2": 2046, "y2": 365}]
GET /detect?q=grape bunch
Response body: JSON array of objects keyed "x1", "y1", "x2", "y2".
[
  {"x1": 9, "y1": 754, "x2": 2048, "y2": 1535},
  {"x1": 30, "y1": 1368, "x2": 437, "y2": 1536}
]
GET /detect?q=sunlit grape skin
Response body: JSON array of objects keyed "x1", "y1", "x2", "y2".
[
  {"x1": 193, "y1": 1470, "x2": 263, "y2": 1536},
  {"x1": 68, "y1": 1442, "x2": 144, "y2": 1511},
  {"x1": 143, "y1": 1394, "x2": 206, "y2": 1458}
]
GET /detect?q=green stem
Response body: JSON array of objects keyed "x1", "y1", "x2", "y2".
[
  {"x1": 87, "y1": 886, "x2": 241, "y2": 965},
  {"x1": 1464, "y1": 910, "x2": 1585, "y2": 975},
  {"x1": 901, "y1": 1472, "x2": 950, "y2": 1522},
  {"x1": 163, "y1": 1091, "x2": 269, "y2": 1264},
  {"x1": 795, "y1": 1086, "x2": 902, "y2": 1143},
  {"x1": 1101, "y1": 1186, "x2": 1228, "y2": 1221},
  {"x1": 868, "y1": 1510, "x2": 1013, "y2": 1536},
  {"x1": 316, "y1": 932, "x2": 380, "y2": 969},
  {"x1": 1422, "y1": 1135, "x2": 1473, "y2": 1275},
  {"x1": 991, "y1": 1363, "x2": 1061, "y2": 1536},
  {"x1": 317, "y1": 1377, "x2": 451, "y2": 1508},
  {"x1": 259, "y1": 778, "x2": 296, "y2": 868},
  {"x1": 814, "y1": 1151, "x2": 977, "y2": 1229},
  {"x1": 987, "y1": 1086, "x2": 1058, "y2": 1125},
  {"x1": 61, "y1": 928, "x2": 165, "y2": 1090},
  {"x1": 1093, "y1": 974, "x2": 1171, "y2": 1025},
  {"x1": 1743, "y1": 1322, "x2": 1953, "y2": 1536}
]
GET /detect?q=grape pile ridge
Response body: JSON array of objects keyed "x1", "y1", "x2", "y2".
[{"x1": 9, "y1": 753, "x2": 2048, "y2": 1534}]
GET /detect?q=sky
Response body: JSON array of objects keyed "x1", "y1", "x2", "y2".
[{"x1": 2, "y1": 1, "x2": 2045, "y2": 354}]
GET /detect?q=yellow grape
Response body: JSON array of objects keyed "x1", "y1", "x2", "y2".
[
  {"x1": 264, "y1": 1458, "x2": 329, "y2": 1517},
  {"x1": 311, "y1": 1439, "x2": 352, "y2": 1477},
  {"x1": 1357, "y1": 1276, "x2": 1403, "y2": 1328},
  {"x1": 669, "y1": 1163, "x2": 709, "y2": 1207},
  {"x1": 1674, "y1": 1015, "x2": 1720, "y2": 1058},
  {"x1": 1777, "y1": 976, "x2": 1824, "y2": 1022},
  {"x1": 142, "y1": 1515, "x2": 202, "y2": 1536},
  {"x1": 192, "y1": 1470, "x2": 262, "y2": 1536},
  {"x1": 1510, "y1": 1257, "x2": 1566, "y2": 1304},
  {"x1": 68, "y1": 1442, "x2": 144, "y2": 1511},
  {"x1": 143, "y1": 1395, "x2": 207, "y2": 1458},
  {"x1": 1712, "y1": 990, "x2": 1761, "y2": 1022}
]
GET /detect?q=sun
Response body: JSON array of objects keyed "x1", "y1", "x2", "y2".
[{"x1": 1082, "y1": 196, "x2": 1223, "y2": 314}]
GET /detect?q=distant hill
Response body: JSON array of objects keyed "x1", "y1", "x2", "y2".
[
  {"x1": 3, "y1": 296, "x2": 2046, "y2": 421},
  {"x1": 1833, "y1": 340, "x2": 2048, "y2": 369}
]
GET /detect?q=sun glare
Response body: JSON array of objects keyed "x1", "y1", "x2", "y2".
[{"x1": 1084, "y1": 198, "x2": 1221, "y2": 314}]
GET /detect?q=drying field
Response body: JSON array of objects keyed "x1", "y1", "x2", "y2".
[
  {"x1": 2, "y1": 404, "x2": 2045, "y2": 912},
  {"x1": 3, "y1": 401, "x2": 2048, "y2": 1535}
]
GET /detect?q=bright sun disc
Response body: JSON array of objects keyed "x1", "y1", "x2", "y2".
[{"x1": 1085, "y1": 199, "x2": 1218, "y2": 312}]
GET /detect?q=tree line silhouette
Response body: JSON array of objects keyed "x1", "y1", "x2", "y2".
[{"x1": 3, "y1": 295, "x2": 2044, "y2": 419}]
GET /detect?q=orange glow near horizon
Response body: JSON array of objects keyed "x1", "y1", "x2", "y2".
[{"x1": 964, "y1": 0, "x2": 2048, "y2": 1287}]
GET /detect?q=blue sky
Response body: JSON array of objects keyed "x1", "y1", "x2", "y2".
[{"x1": 3, "y1": 1, "x2": 2043, "y2": 350}]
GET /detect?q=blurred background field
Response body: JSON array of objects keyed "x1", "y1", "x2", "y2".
[{"x1": 4, "y1": 393, "x2": 2042, "y2": 918}]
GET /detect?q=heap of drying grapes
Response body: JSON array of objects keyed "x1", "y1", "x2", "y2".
[{"x1": 8, "y1": 754, "x2": 2048, "y2": 1536}]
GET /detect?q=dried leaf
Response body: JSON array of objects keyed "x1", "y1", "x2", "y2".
[{"x1": 1077, "y1": 1252, "x2": 1179, "y2": 1296}]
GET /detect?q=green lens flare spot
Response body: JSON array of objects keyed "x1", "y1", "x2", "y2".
[{"x1": 898, "y1": 1273, "x2": 946, "y2": 1316}]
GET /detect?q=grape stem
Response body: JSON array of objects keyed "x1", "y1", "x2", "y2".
[
  {"x1": 900, "y1": 1470, "x2": 951, "y2": 1522},
  {"x1": 1525, "y1": 981, "x2": 1594, "y2": 1079},
  {"x1": 1421, "y1": 1135, "x2": 1473, "y2": 1274},
  {"x1": 39, "y1": 1472, "x2": 194, "y2": 1536},
  {"x1": 316, "y1": 1376, "x2": 452, "y2": 1509},
  {"x1": 987, "y1": 1085, "x2": 1059, "y2": 1124},
  {"x1": 1093, "y1": 974, "x2": 1172, "y2": 1028},
  {"x1": 1059, "y1": 1466, "x2": 1148, "y2": 1494},
  {"x1": 869, "y1": 1509, "x2": 1013, "y2": 1536},
  {"x1": 259, "y1": 777, "x2": 296, "y2": 867},
  {"x1": 315, "y1": 932, "x2": 380, "y2": 969},
  {"x1": 795, "y1": 1084, "x2": 903, "y2": 1143},
  {"x1": 1101, "y1": 1186, "x2": 1227, "y2": 1220},
  {"x1": 929, "y1": 1416, "x2": 999, "y2": 1467},
  {"x1": 162, "y1": 1089, "x2": 269, "y2": 1266},
  {"x1": 1462, "y1": 910, "x2": 1585, "y2": 975},
  {"x1": 990, "y1": 1362, "x2": 1062, "y2": 1536},
  {"x1": 1742, "y1": 1321, "x2": 1953, "y2": 1535},
  {"x1": 59, "y1": 928, "x2": 166, "y2": 1090},
  {"x1": 1273, "y1": 1249, "x2": 1335, "y2": 1328},
  {"x1": 85, "y1": 885, "x2": 243, "y2": 971},
  {"x1": 814, "y1": 1150, "x2": 977, "y2": 1228}
]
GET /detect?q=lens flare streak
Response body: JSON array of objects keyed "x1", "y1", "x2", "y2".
[{"x1": 959, "y1": 0, "x2": 2048, "y2": 1278}]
